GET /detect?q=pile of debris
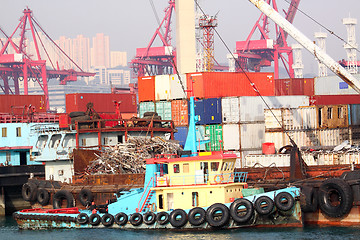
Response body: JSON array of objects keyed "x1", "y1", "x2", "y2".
[{"x1": 84, "y1": 137, "x2": 182, "y2": 175}]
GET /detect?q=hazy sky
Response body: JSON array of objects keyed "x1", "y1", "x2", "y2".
[{"x1": 1, "y1": 0, "x2": 360, "y2": 77}]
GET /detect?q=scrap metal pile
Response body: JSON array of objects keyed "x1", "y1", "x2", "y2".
[{"x1": 84, "y1": 137, "x2": 182, "y2": 175}]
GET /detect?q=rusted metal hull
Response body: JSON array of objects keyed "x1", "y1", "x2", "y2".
[{"x1": 304, "y1": 206, "x2": 360, "y2": 226}]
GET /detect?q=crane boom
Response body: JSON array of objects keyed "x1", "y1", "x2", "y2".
[{"x1": 248, "y1": 0, "x2": 360, "y2": 94}]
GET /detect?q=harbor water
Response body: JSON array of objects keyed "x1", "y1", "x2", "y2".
[{"x1": 2, "y1": 216, "x2": 360, "y2": 240}]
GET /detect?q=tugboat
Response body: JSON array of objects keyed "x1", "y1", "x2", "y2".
[{"x1": 13, "y1": 96, "x2": 302, "y2": 230}]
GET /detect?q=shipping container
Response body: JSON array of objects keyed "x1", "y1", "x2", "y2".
[
  {"x1": 155, "y1": 101, "x2": 172, "y2": 120},
  {"x1": 244, "y1": 154, "x2": 291, "y2": 168},
  {"x1": 194, "y1": 99, "x2": 206, "y2": 125},
  {"x1": 275, "y1": 78, "x2": 314, "y2": 96},
  {"x1": 349, "y1": 104, "x2": 360, "y2": 126},
  {"x1": 239, "y1": 150, "x2": 262, "y2": 167},
  {"x1": 174, "y1": 126, "x2": 188, "y2": 147},
  {"x1": 138, "y1": 76, "x2": 155, "y2": 102},
  {"x1": 222, "y1": 124, "x2": 240, "y2": 150},
  {"x1": 221, "y1": 97, "x2": 240, "y2": 123},
  {"x1": 317, "y1": 128, "x2": 349, "y2": 146},
  {"x1": 0, "y1": 95, "x2": 46, "y2": 113},
  {"x1": 317, "y1": 105, "x2": 348, "y2": 129},
  {"x1": 205, "y1": 125, "x2": 223, "y2": 151},
  {"x1": 65, "y1": 93, "x2": 137, "y2": 113},
  {"x1": 186, "y1": 72, "x2": 275, "y2": 99},
  {"x1": 170, "y1": 74, "x2": 187, "y2": 100},
  {"x1": 196, "y1": 125, "x2": 206, "y2": 151},
  {"x1": 139, "y1": 101, "x2": 155, "y2": 118},
  {"x1": 314, "y1": 74, "x2": 360, "y2": 95},
  {"x1": 155, "y1": 75, "x2": 171, "y2": 101},
  {"x1": 310, "y1": 95, "x2": 360, "y2": 105},
  {"x1": 171, "y1": 100, "x2": 188, "y2": 126},
  {"x1": 240, "y1": 123, "x2": 265, "y2": 150},
  {"x1": 204, "y1": 98, "x2": 222, "y2": 124},
  {"x1": 350, "y1": 126, "x2": 360, "y2": 145}
]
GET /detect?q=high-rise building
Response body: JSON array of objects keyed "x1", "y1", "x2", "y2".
[
  {"x1": 91, "y1": 33, "x2": 110, "y2": 68},
  {"x1": 110, "y1": 51, "x2": 127, "y2": 68},
  {"x1": 73, "y1": 35, "x2": 91, "y2": 71}
]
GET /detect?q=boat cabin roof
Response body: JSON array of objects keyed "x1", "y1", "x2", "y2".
[{"x1": 146, "y1": 152, "x2": 237, "y2": 165}]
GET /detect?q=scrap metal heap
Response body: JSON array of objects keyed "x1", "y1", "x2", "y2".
[{"x1": 84, "y1": 137, "x2": 182, "y2": 175}]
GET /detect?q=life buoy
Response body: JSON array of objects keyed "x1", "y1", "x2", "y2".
[
  {"x1": 188, "y1": 207, "x2": 206, "y2": 226},
  {"x1": 230, "y1": 198, "x2": 254, "y2": 223},
  {"x1": 89, "y1": 213, "x2": 101, "y2": 226},
  {"x1": 53, "y1": 190, "x2": 75, "y2": 209},
  {"x1": 114, "y1": 212, "x2": 128, "y2": 226},
  {"x1": 156, "y1": 211, "x2": 170, "y2": 225},
  {"x1": 254, "y1": 196, "x2": 274, "y2": 215},
  {"x1": 101, "y1": 213, "x2": 114, "y2": 227},
  {"x1": 205, "y1": 203, "x2": 230, "y2": 228},
  {"x1": 214, "y1": 175, "x2": 224, "y2": 184},
  {"x1": 22, "y1": 182, "x2": 38, "y2": 202},
  {"x1": 78, "y1": 189, "x2": 94, "y2": 206},
  {"x1": 143, "y1": 212, "x2": 157, "y2": 225},
  {"x1": 37, "y1": 188, "x2": 50, "y2": 206},
  {"x1": 76, "y1": 213, "x2": 89, "y2": 224},
  {"x1": 318, "y1": 178, "x2": 353, "y2": 218},
  {"x1": 129, "y1": 213, "x2": 143, "y2": 226},
  {"x1": 300, "y1": 186, "x2": 318, "y2": 213},
  {"x1": 169, "y1": 209, "x2": 188, "y2": 228},
  {"x1": 275, "y1": 192, "x2": 295, "y2": 211}
]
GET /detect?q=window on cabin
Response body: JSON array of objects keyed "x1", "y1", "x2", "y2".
[
  {"x1": 49, "y1": 134, "x2": 61, "y2": 148},
  {"x1": 2, "y1": 127, "x2": 7, "y2": 137},
  {"x1": 183, "y1": 163, "x2": 189, "y2": 173},
  {"x1": 192, "y1": 192, "x2": 199, "y2": 207},
  {"x1": 338, "y1": 107, "x2": 345, "y2": 119},
  {"x1": 222, "y1": 162, "x2": 228, "y2": 171},
  {"x1": 211, "y1": 162, "x2": 219, "y2": 171},
  {"x1": 227, "y1": 162, "x2": 233, "y2": 171},
  {"x1": 158, "y1": 194, "x2": 164, "y2": 209},
  {"x1": 327, "y1": 107, "x2": 333, "y2": 119},
  {"x1": 16, "y1": 127, "x2": 21, "y2": 137},
  {"x1": 173, "y1": 164, "x2": 180, "y2": 173},
  {"x1": 81, "y1": 138, "x2": 86, "y2": 146},
  {"x1": 36, "y1": 135, "x2": 48, "y2": 149}
]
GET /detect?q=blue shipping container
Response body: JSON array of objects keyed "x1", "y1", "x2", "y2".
[
  {"x1": 204, "y1": 98, "x2": 222, "y2": 124},
  {"x1": 194, "y1": 99, "x2": 206, "y2": 125},
  {"x1": 174, "y1": 127, "x2": 188, "y2": 147},
  {"x1": 174, "y1": 126, "x2": 206, "y2": 150}
]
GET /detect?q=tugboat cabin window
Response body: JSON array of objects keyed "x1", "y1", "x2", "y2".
[
  {"x1": 173, "y1": 164, "x2": 180, "y2": 173},
  {"x1": 183, "y1": 163, "x2": 189, "y2": 173},
  {"x1": 16, "y1": 127, "x2": 21, "y2": 137},
  {"x1": 211, "y1": 162, "x2": 219, "y2": 171},
  {"x1": 158, "y1": 194, "x2": 164, "y2": 209},
  {"x1": 36, "y1": 135, "x2": 48, "y2": 149},
  {"x1": 192, "y1": 192, "x2": 199, "y2": 207},
  {"x1": 327, "y1": 107, "x2": 333, "y2": 119},
  {"x1": 2, "y1": 127, "x2": 7, "y2": 137}
]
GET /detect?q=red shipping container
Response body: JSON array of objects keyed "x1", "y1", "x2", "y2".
[
  {"x1": 171, "y1": 99, "x2": 188, "y2": 126},
  {"x1": 275, "y1": 78, "x2": 314, "y2": 96},
  {"x1": 310, "y1": 95, "x2": 360, "y2": 105},
  {"x1": 186, "y1": 72, "x2": 275, "y2": 98},
  {"x1": 66, "y1": 93, "x2": 137, "y2": 113},
  {"x1": 138, "y1": 76, "x2": 155, "y2": 102},
  {"x1": 0, "y1": 95, "x2": 46, "y2": 113}
]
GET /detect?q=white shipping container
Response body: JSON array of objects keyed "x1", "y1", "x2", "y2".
[
  {"x1": 155, "y1": 75, "x2": 171, "y2": 101},
  {"x1": 170, "y1": 74, "x2": 187, "y2": 100},
  {"x1": 221, "y1": 97, "x2": 240, "y2": 123},
  {"x1": 239, "y1": 96, "x2": 310, "y2": 123},
  {"x1": 317, "y1": 128, "x2": 349, "y2": 146},
  {"x1": 240, "y1": 123, "x2": 265, "y2": 150},
  {"x1": 222, "y1": 124, "x2": 240, "y2": 150},
  {"x1": 243, "y1": 154, "x2": 291, "y2": 168},
  {"x1": 139, "y1": 101, "x2": 155, "y2": 118},
  {"x1": 314, "y1": 74, "x2": 360, "y2": 95},
  {"x1": 239, "y1": 150, "x2": 262, "y2": 167},
  {"x1": 264, "y1": 131, "x2": 290, "y2": 151}
]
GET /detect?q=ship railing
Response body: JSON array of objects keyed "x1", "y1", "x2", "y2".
[
  {"x1": 137, "y1": 176, "x2": 155, "y2": 213},
  {"x1": 156, "y1": 172, "x2": 248, "y2": 187},
  {"x1": 30, "y1": 124, "x2": 60, "y2": 134}
]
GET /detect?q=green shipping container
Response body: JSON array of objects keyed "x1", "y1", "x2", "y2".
[
  {"x1": 205, "y1": 125, "x2": 223, "y2": 151},
  {"x1": 139, "y1": 102, "x2": 155, "y2": 118},
  {"x1": 155, "y1": 101, "x2": 172, "y2": 120}
]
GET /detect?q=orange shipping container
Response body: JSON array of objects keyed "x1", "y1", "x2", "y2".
[
  {"x1": 186, "y1": 72, "x2": 274, "y2": 98},
  {"x1": 138, "y1": 76, "x2": 155, "y2": 102},
  {"x1": 171, "y1": 100, "x2": 188, "y2": 126},
  {"x1": 0, "y1": 95, "x2": 46, "y2": 113}
]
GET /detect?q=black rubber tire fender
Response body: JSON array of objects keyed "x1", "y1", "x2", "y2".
[
  {"x1": 156, "y1": 211, "x2": 170, "y2": 225},
  {"x1": 230, "y1": 198, "x2": 254, "y2": 224},
  {"x1": 169, "y1": 209, "x2": 188, "y2": 228},
  {"x1": 143, "y1": 212, "x2": 157, "y2": 225},
  {"x1": 205, "y1": 203, "x2": 230, "y2": 228},
  {"x1": 275, "y1": 192, "x2": 295, "y2": 211},
  {"x1": 52, "y1": 190, "x2": 75, "y2": 209},
  {"x1": 254, "y1": 196, "x2": 274, "y2": 215},
  {"x1": 76, "y1": 213, "x2": 89, "y2": 225},
  {"x1": 129, "y1": 212, "x2": 143, "y2": 226},
  {"x1": 22, "y1": 182, "x2": 38, "y2": 202},
  {"x1": 101, "y1": 213, "x2": 114, "y2": 227},
  {"x1": 114, "y1": 212, "x2": 128, "y2": 226},
  {"x1": 78, "y1": 189, "x2": 94, "y2": 206},
  {"x1": 318, "y1": 178, "x2": 354, "y2": 218},
  {"x1": 89, "y1": 213, "x2": 101, "y2": 226},
  {"x1": 69, "y1": 111, "x2": 86, "y2": 118},
  {"x1": 37, "y1": 188, "x2": 50, "y2": 206},
  {"x1": 188, "y1": 207, "x2": 206, "y2": 226},
  {"x1": 300, "y1": 186, "x2": 319, "y2": 213}
]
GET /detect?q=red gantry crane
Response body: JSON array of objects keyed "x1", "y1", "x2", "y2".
[
  {"x1": 235, "y1": 0, "x2": 300, "y2": 79},
  {"x1": 0, "y1": 7, "x2": 95, "y2": 110},
  {"x1": 130, "y1": 0, "x2": 176, "y2": 78}
]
